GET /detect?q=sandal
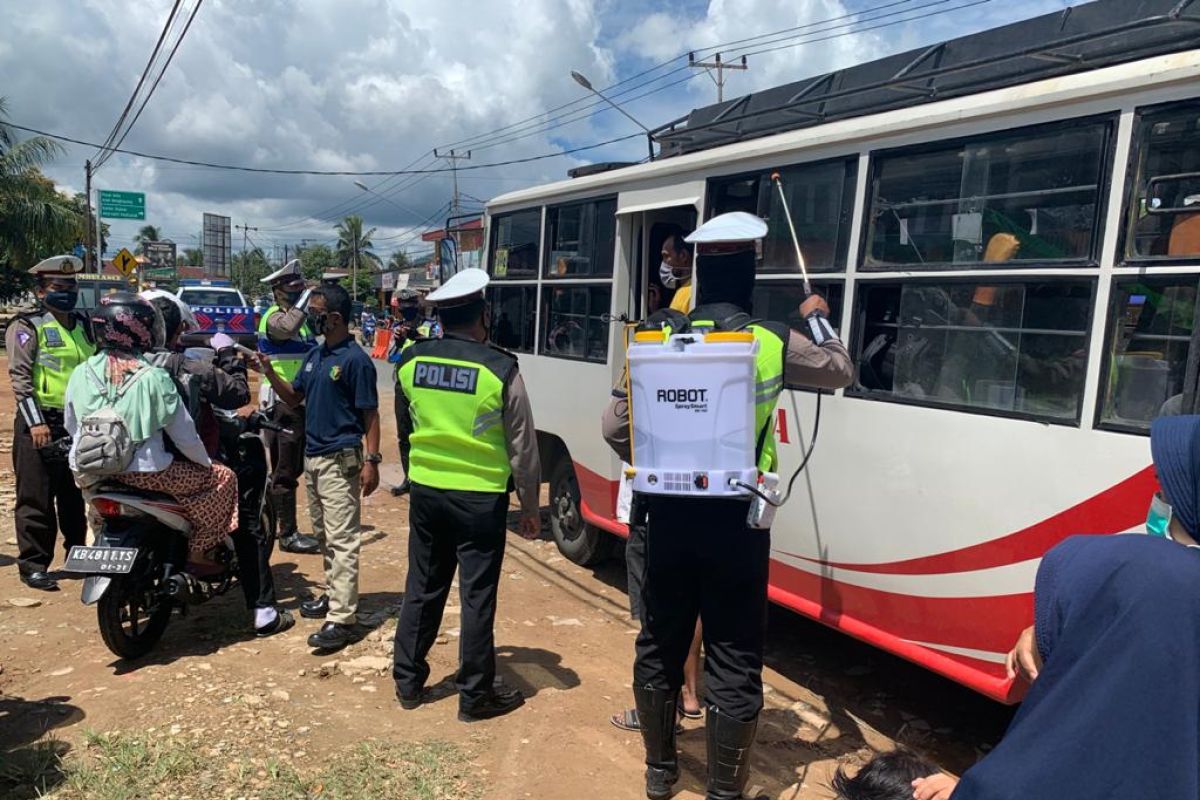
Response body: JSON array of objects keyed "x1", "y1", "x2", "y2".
[
  {"x1": 609, "y1": 707, "x2": 684, "y2": 734},
  {"x1": 255, "y1": 607, "x2": 296, "y2": 637},
  {"x1": 681, "y1": 707, "x2": 703, "y2": 720}
]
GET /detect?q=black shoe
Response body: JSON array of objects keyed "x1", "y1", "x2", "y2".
[
  {"x1": 255, "y1": 608, "x2": 295, "y2": 637},
  {"x1": 705, "y1": 706, "x2": 759, "y2": 800},
  {"x1": 19, "y1": 571, "x2": 60, "y2": 592},
  {"x1": 299, "y1": 595, "x2": 330, "y2": 619},
  {"x1": 279, "y1": 532, "x2": 320, "y2": 555},
  {"x1": 395, "y1": 684, "x2": 425, "y2": 710},
  {"x1": 458, "y1": 685, "x2": 525, "y2": 722},
  {"x1": 634, "y1": 686, "x2": 679, "y2": 800},
  {"x1": 307, "y1": 621, "x2": 364, "y2": 652},
  {"x1": 390, "y1": 479, "x2": 412, "y2": 497}
]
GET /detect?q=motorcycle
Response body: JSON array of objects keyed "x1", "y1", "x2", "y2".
[
  {"x1": 65, "y1": 409, "x2": 287, "y2": 659},
  {"x1": 360, "y1": 315, "x2": 377, "y2": 347}
]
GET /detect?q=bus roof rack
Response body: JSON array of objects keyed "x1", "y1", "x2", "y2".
[
  {"x1": 652, "y1": 0, "x2": 1200, "y2": 158},
  {"x1": 568, "y1": 162, "x2": 639, "y2": 179}
]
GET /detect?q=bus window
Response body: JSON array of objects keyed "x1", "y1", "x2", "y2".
[
  {"x1": 865, "y1": 118, "x2": 1112, "y2": 269},
  {"x1": 853, "y1": 280, "x2": 1093, "y2": 423},
  {"x1": 1125, "y1": 102, "x2": 1200, "y2": 261},
  {"x1": 1099, "y1": 276, "x2": 1198, "y2": 431},
  {"x1": 541, "y1": 285, "x2": 612, "y2": 363},
  {"x1": 487, "y1": 285, "x2": 537, "y2": 354},
  {"x1": 544, "y1": 198, "x2": 616, "y2": 278},
  {"x1": 489, "y1": 209, "x2": 541, "y2": 279},
  {"x1": 708, "y1": 157, "x2": 856, "y2": 273},
  {"x1": 751, "y1": 280, "x2": 843, "y2": 331}
]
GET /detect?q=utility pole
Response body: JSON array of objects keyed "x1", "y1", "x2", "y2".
[
  {"x1": 235, "y1": 223, "x2": 258, "y2": 290},
  {"x1": 688, "y1": 52, "x2": 748, "y2": 103},
  {"x1": 434, "y1": 148, "x2": 471, "y2": 215},
  {"x1": 84, "y1": 160, "x2": 95, "y2": 272}
]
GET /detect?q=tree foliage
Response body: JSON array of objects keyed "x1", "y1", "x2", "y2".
[
  {"x1": 134, "y1": 225, "x2": 163, "y2": 254},
  {"x1": 231, "y1": 248, "x2": 271, "y2": 298},
  {"x1": 0, "y1": 97, "x2": 85, "y2": 285}
]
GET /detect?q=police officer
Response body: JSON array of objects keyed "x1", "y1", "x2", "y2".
[
  {"x1": 387, "y1": 288, "x2": 430, "y2": 497},
  {"x1": 6, "y1": 255, "x2": 95, "y2": 591},
  {"x1": 391, "y1": 268, "x2": 541, "y2": 722},
  {"x1": 601, "y1": 213, "x2": 855, "y2": 800},
  {"x1": 257, "y1": 259, "x2": 320, "y2": 555}
]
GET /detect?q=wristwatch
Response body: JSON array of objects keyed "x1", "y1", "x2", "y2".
[{"x1": 365, "y1": 452, "x2": 383, "y2": 464}]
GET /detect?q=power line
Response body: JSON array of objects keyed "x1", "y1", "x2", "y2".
[
  {"x1": 93, "y1": 0, "x2": 183, "y2": 165},
  {"x1": 7, "y1": 122, "x2": 643, "y2": 176},
  {"x1": 99, "y1": 0, "x2": 204, "y2": 168}
]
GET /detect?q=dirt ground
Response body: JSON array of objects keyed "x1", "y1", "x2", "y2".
[{"x1": 0, "y1": 353, "x2": 1013, "y2": 799}]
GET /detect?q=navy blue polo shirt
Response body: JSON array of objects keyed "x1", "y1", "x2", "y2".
[{"x1": 292, "y1": 336, "x2": 378, "y2": 456}]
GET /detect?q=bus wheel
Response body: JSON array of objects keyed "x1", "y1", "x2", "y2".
[{"x1": 548, "y1": 458, "x2": 613, "y2": 567}]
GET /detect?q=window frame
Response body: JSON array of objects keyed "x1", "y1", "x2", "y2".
[
  {"x1": 858, "y1": 113, "x2": 1120, "y2": 272},
  {"x1": 488, "y1": 206, "x2": 544, "y2": 281},
  {"x1": 1117, "y1": 98, "x2": 1200, "y2": 268},
  {"x1": 542, "y1": 195, "x2": 618, "y2": 280},
  {"x1": 845, "y1": 275, "x2": 1098, "y2": 426},
  {"x1": 538, "y1": 282, "x2": 615, "y2": 365},
  {"x1": 486, "y1": 283, "x2": 540, "y2": 355},
  {"x1": 704, "y1": 154, "x2": 859, "y2": 273},
  {"x1": 1094, "y1": 272, "x2": 1200, "y2": 436}
]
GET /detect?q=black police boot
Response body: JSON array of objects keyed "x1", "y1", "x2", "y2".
[
  {"x1": 705, "y1": 707, "x2": 758, "y2": 800},
  {"x1": 20, "y1": 571, "x2": 60, "y2": 592},
  {"x1": 275, "y1": 494, "x2": 319, "y2": 554},
  {"x1": 633, "y1": 686, "x2": 679, "y2": 800}
]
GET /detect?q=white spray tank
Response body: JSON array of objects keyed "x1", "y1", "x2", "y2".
[{"x1": 627, "y1": 329, "x2": 760, "y2": 498}]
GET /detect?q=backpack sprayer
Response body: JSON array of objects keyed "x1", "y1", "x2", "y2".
[{"x1": 625, "y1": 177, "x2": 829, "y2": 529}]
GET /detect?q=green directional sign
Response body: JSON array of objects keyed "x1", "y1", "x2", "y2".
[{"x1": 99, "y1": 190, "x2": 146, "y2": 220}]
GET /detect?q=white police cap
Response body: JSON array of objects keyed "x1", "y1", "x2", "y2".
[
  {"x1": 427, "y1": 268, "x2": 489, "y2": 307},
  {"x1": 30, "y1": 255, "x2": 84, "y2": 276},
  {"x1": 685, "y1": 212, "x2": 768, "y2": 244},
  {"x1": 261, "y1": 258, "x2": 304, "y2": 284}
]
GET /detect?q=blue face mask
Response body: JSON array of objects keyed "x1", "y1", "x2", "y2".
[{"x1": 1147, "y1": 492, "x2": 1173, "y2": 538}]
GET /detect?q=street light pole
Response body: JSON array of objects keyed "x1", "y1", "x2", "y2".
[{"x1": 571, "y1": 70, "x2": 657, "y2": 161}]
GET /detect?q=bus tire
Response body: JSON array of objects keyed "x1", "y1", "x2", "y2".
[{"x1": 548, "y1": 457, "x2": 614, "y2": 567}]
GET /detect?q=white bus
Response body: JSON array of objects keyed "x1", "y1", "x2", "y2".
[{"x1": 476, "y1": 0, "x2": 1200, "y2": 702}]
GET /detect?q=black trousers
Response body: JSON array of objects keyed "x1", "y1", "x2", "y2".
[
  {"x1": 634, "y1": 496, "x2": 770, "y2": 723},
  {"x1": 264, "y1": 403, "x2": 305, "y2": 535},
  {"x1": 13, "y1": 412, "x2": 86, "y2": 575},
  {"x1": 392, "y1": 483, "x2": 508, "y2": 707},
  {"x1": 228, "y1": 434, "x2": 276, "y2": 610}
]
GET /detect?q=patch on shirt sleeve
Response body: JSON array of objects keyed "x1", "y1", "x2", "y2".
[{"x1": 16, "y1": 330, "x2": 31, "y2": 347}]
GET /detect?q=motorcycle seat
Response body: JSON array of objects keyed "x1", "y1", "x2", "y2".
[{"x1": 94, "y1": 485, "x2": 180, "y2": 505}]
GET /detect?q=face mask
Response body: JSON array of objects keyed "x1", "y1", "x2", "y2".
[
  {"x1": 659, "y1": 261, "x2": 679, "y2": 289},
  {"x1": 1147, "y1": 492, "x2": 1173, "y2": 538},
  {"x1": 400, "y1": 306, "x2": 419, "y2": 322},
  {"x1": 282, "y1": 289, "x2": 303, "y2": 306},
  {"x1": 44, "y1": 290, "x2": 78, "y2": 312},
  {"x1": 307, "y1": 312, "x2": 327, "y2": 336}
]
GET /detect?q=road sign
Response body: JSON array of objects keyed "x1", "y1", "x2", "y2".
[
  {"x1": 113, "y1": 248, "x2": 139, "y2": 277},
  {"x1": 99, "y1": 190, "x2": 146, "y2": 220},
  {"x1": 142, "y1": 267, "x2": 175, "y2": 281}
]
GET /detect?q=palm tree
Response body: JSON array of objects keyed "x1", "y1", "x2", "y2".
[
  {"x1": 182, "y1": 247, "x2": 204, "y2": 266},
  {"x1": 134, "y1": 224, "x2": 162, "y2": 254},
  {"x1": 387, "y1": 249, "x2": 411, "y2": 272},
  {"x1": 0, "y1": 97, "x2": 82, "y2": 274},
  {"x1": 335, "y1": 214, "x2": 381, "y2": 300}
]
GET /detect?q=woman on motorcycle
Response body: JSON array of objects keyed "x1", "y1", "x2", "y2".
[{"x1": 64, "y1": 293, "x2": 238, "y2": 555}]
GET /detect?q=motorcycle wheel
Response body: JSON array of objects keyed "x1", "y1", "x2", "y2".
[{"x1": 97, "y1": 573, "x2": 172, "y2": 660}]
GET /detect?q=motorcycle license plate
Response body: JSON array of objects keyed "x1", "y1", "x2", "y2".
[{"x1": 64, "y1": 546, "x2": 138, "y2": 574}]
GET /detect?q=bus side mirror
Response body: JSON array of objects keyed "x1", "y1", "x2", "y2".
[
  {"x1": 439, "y1": 238, "x2": 459, "y2": 282},
  {"x1": 1145, "y1": 172, "x2": 1200, "y2": 215}
]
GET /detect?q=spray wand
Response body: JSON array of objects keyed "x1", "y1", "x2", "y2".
[{"x1": 771, "y1": 171, "x2": 812, "y2": 297}]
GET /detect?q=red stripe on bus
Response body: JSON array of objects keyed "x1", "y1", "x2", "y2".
[{"x1": 781, "y1": 466, "x2": 1156, "y2": 576}]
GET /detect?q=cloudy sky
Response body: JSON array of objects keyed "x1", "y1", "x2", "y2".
[{"x1": 2, "y1": 0, "x2": 1082, "y2": 260}]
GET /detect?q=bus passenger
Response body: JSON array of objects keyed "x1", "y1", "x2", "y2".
[
  {"x1": 659, "y1": 223, "x2": 695, "y2": 313},
  {"x1": 909, "y1": 414, "x2": 1200, "y2": 800},
  {"x1": 602, "y1": 212, "x2": 854, "y2": 800}
]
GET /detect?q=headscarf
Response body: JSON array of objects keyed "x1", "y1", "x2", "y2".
[
  {"x1": 952, "y1": 412, "x2": 1200, "y2": 800},
  {"x1": 1150, "y1": 415, "x2": 1200, "y2": 538}
]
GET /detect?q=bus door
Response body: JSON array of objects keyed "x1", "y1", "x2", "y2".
[{"x1": 615, "y1": 185, "x2": 703, "y2": 329}]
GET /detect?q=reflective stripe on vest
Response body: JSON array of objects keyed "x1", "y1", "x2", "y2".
[
  {"x1": 33, "y1": 317, "x2": 94, "y2": 409},
  {"x1": 398, "y1": 339, "x2": 514, "y2": 493},
  {"x1": 688, "y1": 317, "x2": 786, "y2": 473},
  {"x1": 256, "y1": 305, "x2": 315, "y2": 382}
]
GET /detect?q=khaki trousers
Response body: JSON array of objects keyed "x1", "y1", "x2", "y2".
[{"x1": 305, "y1": 447, "x2": 363, "y2": 625}]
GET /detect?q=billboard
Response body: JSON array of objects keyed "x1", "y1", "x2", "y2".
[
  {"x1": 143, "y1": 241, "x2": 177, "y2": 276},
  {"x1": 202, "y1": 213, "x2": 232, "y2": 277}
]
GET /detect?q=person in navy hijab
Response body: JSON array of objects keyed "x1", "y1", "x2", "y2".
[{"x1": 909, "y1": 414, "x2": 1200, "y2": 800}]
